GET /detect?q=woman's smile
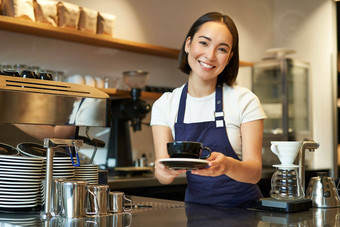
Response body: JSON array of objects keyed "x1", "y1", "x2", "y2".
[{"x1": 199, "y1": 60, "x2": 214, "y2": 69}]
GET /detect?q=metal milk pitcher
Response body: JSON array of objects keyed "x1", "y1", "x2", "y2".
[
  {"x1": 60, "y1": 180, "x2": 99, "y2": 218},
  {"x1": 88, "y1": 185, "x2": 109, "y2": 215},
  {"x1": 50, "y1": 178, "x2": 64, "y2": 216},
  {"x1": 109, "y1": 191, "x2": 132, "y2": 213}
]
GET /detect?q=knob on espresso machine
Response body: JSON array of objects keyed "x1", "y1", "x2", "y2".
[{"x1": 106, "y1": 71, "x2": 151, "y2": 174}]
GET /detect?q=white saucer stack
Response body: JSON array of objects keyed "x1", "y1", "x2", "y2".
[
  {"x1": 17, "y1": 142, "x2": 76, "y2": 179},
  {"x1": 73, "y1": 164, "x2": 99, "y2": 185},
  {"x1": 41, "y1": 157, "x2": 76, "y2": 179},
  {"x1": 0, "y1": 155, "x2": 44, "y2": 209}
]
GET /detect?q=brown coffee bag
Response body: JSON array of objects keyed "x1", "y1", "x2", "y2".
[
  {"x1": 97, "y1": 11, "x2": 116, "y2": 37},
  {"x1": 33, "y1": 0, "x2": 57, "y2": 26},
  {"x1": 78, "y1": 6, "x2": 97, "y2": 34},
  {"x1": 57, "y1": 1, "x2": 79, "y2": 29},
  {"x1": 2, "y1": 0, "x2": 35, "y2": 21}
]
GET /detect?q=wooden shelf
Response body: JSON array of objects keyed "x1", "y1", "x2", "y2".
[
  {"x1": 0, "y1": 15, "x2": 254, "y2": 66},
  {"x1": 0, "y1": 15, "x2": 179, "y2": 59},
  {"x1": 99, "y1": 88, "x2": 162, "y2": 100}
]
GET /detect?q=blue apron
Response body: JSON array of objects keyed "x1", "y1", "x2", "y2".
[{"x1": 175, "y1": 83, "x2": 262, "y2": 208}]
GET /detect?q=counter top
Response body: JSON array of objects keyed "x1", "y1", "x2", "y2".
[
  {"x1": 129, "y1": 196, "x2": 333, "y2": 227},
  {"x1": 107, "y1": 174, "x2": 187, "y2": 189},
  {"x1": 0, "y1": 196, "x2": 339, "y2": 226},
  {"x1": 107, "y1": 168, "x2": 275, "y2": 190}
]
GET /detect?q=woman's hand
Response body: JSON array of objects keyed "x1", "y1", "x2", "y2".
[
  {"x1": 155, "y1": 160, "x2": 187, "y2": 184},
  {"x1": 191, "y1": 152, "x2": 230, "y2": 176}
]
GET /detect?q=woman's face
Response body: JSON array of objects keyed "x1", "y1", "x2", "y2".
[{"x1": 185, "y1": 21, "x2": 233, "y2": 83}]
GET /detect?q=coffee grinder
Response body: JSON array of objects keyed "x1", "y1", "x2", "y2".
[
  {"x1": 106, "y1": 71, "x2": 151, "y2": 174},
  {"x1": 256, "y1": 141, "x2": 319, "y2": 212}
]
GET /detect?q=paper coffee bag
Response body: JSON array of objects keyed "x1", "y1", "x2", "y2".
[
  {"x1": 2, "y1": 0, "x2": 35, "y2": 21},
  {"x1": 78, "y1": 6, "x2": 97, "y2": 33},
  {"x1": 57, "y1": 1, "x2": 79, "y2": 29},
  {"x1": 97, "y1": 11, "x2": 116, "y2": 37},
  {"x1": 33, "y1": 0, "x2": 57, "y2": 26}
]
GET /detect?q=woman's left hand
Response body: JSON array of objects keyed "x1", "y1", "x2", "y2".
[{"x1": 191, "y1": 152, "x2": 230, "y2": 176}]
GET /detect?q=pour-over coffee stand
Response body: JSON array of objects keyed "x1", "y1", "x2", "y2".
[{"x1": 257, "y1": 140, "x2": 319, "y2": 212}]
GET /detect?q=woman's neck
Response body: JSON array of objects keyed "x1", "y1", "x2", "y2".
[{"x1": 187, "y1": 75, "x2": 217, "y2": 97}]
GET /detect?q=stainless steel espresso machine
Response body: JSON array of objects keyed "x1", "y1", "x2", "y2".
[{"x1": 0, "y1": 75, "x2": 109, "y2": 220}]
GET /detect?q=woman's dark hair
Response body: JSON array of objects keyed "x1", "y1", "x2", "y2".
[{"x1": 178, "y1": 12, "x2": 239, "y2": 86}]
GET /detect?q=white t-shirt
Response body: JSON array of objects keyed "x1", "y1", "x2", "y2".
[{"x1": 150, "y1": 84, "x2": 266, "y2": 159}]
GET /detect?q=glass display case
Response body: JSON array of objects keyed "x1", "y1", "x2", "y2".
[{"x1": 252, "y1": 58, "x2": 312, "y2": 166}]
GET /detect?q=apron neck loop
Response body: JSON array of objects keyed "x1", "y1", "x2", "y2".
[
  {"x1": 215, "y1": 84, "x2": 224, "y2": 128},
  {"x1": 177, "y1": 83, "x2": 224, "y2": 128},
  {"x1": 177, "y1": 83, "x2": 188, "y2": 124}
]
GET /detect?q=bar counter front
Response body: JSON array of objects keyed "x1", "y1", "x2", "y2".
[{"x1": 0, "y1": 196, "x2": 339, "y2": 226}]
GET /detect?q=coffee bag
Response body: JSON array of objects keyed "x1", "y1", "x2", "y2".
[
  {"x1": 2, "y1": 0, "x2": 35, "y2": 21},
  {"x1": 33, "y1": 0, "x2": 57, "y2": 26},
  {"x1": 78, "y1": 6, "x2": 97, "y2": 33},
  {"x1": 57, "y1": 1, "x2": 79, "y2": 29},
  {"x1": 97, "y1": 11, "x2": 116, "y2": 37}
]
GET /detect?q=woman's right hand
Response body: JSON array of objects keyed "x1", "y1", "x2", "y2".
[{"x1": 154, "y1": 160, "x2": 187, "y2": 185}]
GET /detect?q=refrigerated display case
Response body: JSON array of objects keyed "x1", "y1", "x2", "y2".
[{"x1": 252, "y1": 57, "x2": 312, "y2": 166}]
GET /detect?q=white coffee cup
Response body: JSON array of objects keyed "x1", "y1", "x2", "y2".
[
  {"x1": 67, "y1": 74, "x2": 85, "y2": 84},
  {"x1": 84, "y1": 75, "x2": 96, "y2": 87},
  {"x1": 270, "y1": 141, "x2": 302, "y2": 165}
]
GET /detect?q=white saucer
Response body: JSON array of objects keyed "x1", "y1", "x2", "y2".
[
  {"x1": 159, "y1": 158, "x2": 209, "y2": 170},
  {"x1": 0, "y1": 176, "x2": 42, "y2": 182},
  {"x1": 272, "y1": 164, "x2": 299, "y2": 169},
  {"x1": 0, "y1": 200, "x2": 37, "y2": 205},
  {"x1": 0, "y1": 181, "x2": 42, "y2": 185},
  {"x1": 0, "y1": 197, "x2": 38, "y2": 202},
  {"x1": 76, "y1": 166, "x2": 99, "y2": 170},
  {"x1": 0, "y1": 171, "x2": 42, "y2": 176},
  {"x1": 0, "y1": 156, "x2": 43, "y2": 162},
  {"x1": 0, "y1": 173, "x2": 43, "y2": 178},
  {"x1": 0, "y1": 189, "x2": 39, "y2": 194},
  {"x1": 0, "y1": 167, "x2": 42, "y2": 172},
  {"x1": 0, "y1": 203, "x2": 38, "y2": 208}
]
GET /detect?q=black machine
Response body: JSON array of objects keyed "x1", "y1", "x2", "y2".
[{"x1": 106, "y1": 71, "x2": 151, "y2": 173}]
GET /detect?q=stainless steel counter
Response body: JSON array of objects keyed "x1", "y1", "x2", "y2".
[
  {"x1": 125, "y1": 196, "x2": 340, "y2": 226},
  {"x1": 1, "y1": 196, "x2": 339, "y2": 226}
]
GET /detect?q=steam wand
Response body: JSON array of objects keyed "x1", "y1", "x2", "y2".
[
  {"x1": 40, "y1": 138, "x2": 83, "y2": 220},
  {"x1": 298, "y1": 141, "x2": 320, "y2": 192}
]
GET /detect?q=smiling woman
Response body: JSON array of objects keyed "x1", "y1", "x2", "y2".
[
  {"x1": 151, "y1": 12, "x2": 266, "y2": 208},
  {"x1": 178, "y1": 13, "x2": 239, "y2": 88},
  {"x1": 183, "y1": 21, "x2": 233, "y2": 92}
]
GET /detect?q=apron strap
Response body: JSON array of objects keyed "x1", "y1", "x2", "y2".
[
  {"x1": 177, "y1": 83, "x2": 188, "y2": 124},
  {"x1": 215, "y1": 84, "x2": 224, "y2": 128}
]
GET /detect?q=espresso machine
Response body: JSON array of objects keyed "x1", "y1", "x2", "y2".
[
  {"x1": 0, "y1": 75, "x2": 109, "y2": 220},
  {"x1": 106, "y1": 71, "x2": 151, "y2": 173}
]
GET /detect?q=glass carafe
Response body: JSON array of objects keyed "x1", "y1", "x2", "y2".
[{"x1": 270, "y1": 166, "x2": 304, "y2": 200}]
